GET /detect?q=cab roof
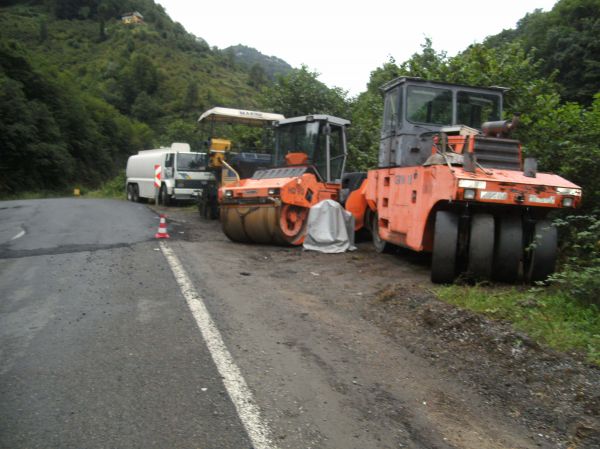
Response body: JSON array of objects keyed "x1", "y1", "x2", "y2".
[
  {"x1": 381, "y1": 76, "x2": 508, "y2": 94},
  {"x1": 197, "y1": 107, "x2": 285, "y2": 126},
  {"x1": 277, "y1": 114, "x2": 351, "y2": 127}
]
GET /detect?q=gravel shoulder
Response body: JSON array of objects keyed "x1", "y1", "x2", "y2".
[{"x1": 161, "y1": 205, "x2": 600, "y2": 449}]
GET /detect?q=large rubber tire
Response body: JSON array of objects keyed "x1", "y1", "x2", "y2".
[
  {"x1": 132, "y1": 184, "x2": 140, "y2": 203},
  {"x1": 468, "y1": 214, "x2": 495, "y2": 280},
  {"x1": 431, "y1": 211, "x2": 459, "y2": 284},
  {"x1": 525, "y1": 219, "x2": 557, "y2": 283},
  {"x1": 493, "y1": 216, "x2": 522, "y2": 283},
  {"x1": 371, "y1": 212, "x2": 391, "y2": 254},
  {"x1": 126, "y1": 184, "x2": 133, "y2": 201},
  {"x1": 160, "y1": 185, "x2": 170, "y2": 207}
]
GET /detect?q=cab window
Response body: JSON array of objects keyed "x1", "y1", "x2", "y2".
[
  {"x1": 407, "y1": 86, "x2": 452, "y2": 125},
  {"x1": 312, "y1": 125, "x2": 344, "y2": 181},
  {"x1": 457, "y1": 91, "x2": 501, "y2": 129},
  {"x1": 382, "y1": 88, "x2": 400, "y2": 136}
]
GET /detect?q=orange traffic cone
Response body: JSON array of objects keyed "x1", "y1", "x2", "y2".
[{"x1": 155, "y1": 214, "x2": 170, "y2": 239}]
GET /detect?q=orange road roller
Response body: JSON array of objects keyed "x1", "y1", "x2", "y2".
[
  {"x1": 219, "y1": 115, "x2": 350, "y2": 245},
  {"x1": 346, "y1": 77, "x2": 582, "y2": 283}
]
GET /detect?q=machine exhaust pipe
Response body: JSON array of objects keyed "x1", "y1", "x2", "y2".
[{"x1": 482, "y1": 113, "x2": 520, "y2": 137}]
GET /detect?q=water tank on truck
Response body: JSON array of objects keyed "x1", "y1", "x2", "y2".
[{"x1": 125, "y1": 142, "x2": 215, "y2": 206}]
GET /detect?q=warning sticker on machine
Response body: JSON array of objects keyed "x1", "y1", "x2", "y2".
[
  {"x1": 528, "y1": 194, "x2": 555, "y2": 204},
  {"x1": 480, "y1": 191, "x2": 508, "y2": 200}
]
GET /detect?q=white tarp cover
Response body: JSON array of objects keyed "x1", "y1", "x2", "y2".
[{"x1": 303, "y1": 200, "x2": 356, "y2": 253}]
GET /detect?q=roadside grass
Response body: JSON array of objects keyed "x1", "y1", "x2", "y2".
[
  {"x1": 435, "y1": 285, "x2": 600, "y2": 365},
  {"x1": 0, "y1": 173, "x2": 126, "y2": 201},
  {"x1": 0, "y1": 190, "x2": 72, "y2": 200},
  {"x1": 86, "y1": 172, "x2": 126, "y2": 200}
]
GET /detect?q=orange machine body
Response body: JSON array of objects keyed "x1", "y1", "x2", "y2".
[
  {"x1": 219, "y1": 173, "x2": 340, "y2": 207},
  {"x1": 218, "y1": 114, "x2": 351, "y2": 245},
  {"x1": 346, "y1": 77, "x2": 582, "y2": 283},
  {"x1": 219, "y1": 170, "x2": 341, "y2": 245},
  {"x1": 359, "y1": 163, "x2": 581, "y2": 253}
]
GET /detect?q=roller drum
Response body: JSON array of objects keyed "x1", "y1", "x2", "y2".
[{"x1": 221, "y1": 204, "x2": 307, "y2": 245}]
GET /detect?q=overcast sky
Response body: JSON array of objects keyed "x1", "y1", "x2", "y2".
[{"x1": 157, "y1": 0, "x2": 558, "y2": 96}]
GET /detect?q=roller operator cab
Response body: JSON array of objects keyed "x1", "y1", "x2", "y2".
[
  {"x1": 219, "y1": 115, "x2": 350, "y2": 245},
  {"x1": 347, "y1": 77, "x2": 582, "y2": 284}
]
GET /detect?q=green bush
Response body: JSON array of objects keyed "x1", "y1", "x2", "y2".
[
  {"x1": 86, "y1": 171, "x2": 126, "y2": 199},
  {"x1": 548, "y1": 214, "x2": 600, "y2": 305}
]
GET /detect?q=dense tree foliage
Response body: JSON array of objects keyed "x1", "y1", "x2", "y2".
[
  {"x1": 485, "y1": 0, "x2": 600, "y2": 104},
  {"x1": 0, "y1": 42, "x2": 152, "y2": 193},
  {"x1": 0, "y1": 0, "x2": 283, "y2": 194},
  {"x1": 225, "y1": 44, "x2": 292, "y2": 81},
  {"x1": 260, "y1": 65, "x2": 347, "y2": 118}
]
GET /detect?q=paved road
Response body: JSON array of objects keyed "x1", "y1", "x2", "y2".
[
  {"x1": 0, "y1": 198, "x2": 566, "y2": 449},
  {"x1": 0, "y1": 199, "x2": 252, "y2": 449}
]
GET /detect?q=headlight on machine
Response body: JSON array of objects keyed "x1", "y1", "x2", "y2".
[
  {"x1": 224, "y1": 190, "x2": 233, "y2": 198},
  {"x1": 175, "y1": 180, "x2": 185, "y2": 188},
  {"x1": 463, "y1": 189, "x2": 476, "y2": 200},
  {"x1": 557, "y1": 187, "x2": 582, "y2": 196},
  {"x1": 562, "y1": 197, "x2": 574, "y2": 207},
  {"x1": 267, "y1": 188, "x2": 280, "y2": 196},
  {"x1": 458, "y1": 179, "x2": 487, "y2": 189}
]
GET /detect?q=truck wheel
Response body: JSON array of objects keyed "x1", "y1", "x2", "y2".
[
  {"x1": 525, "y1": 219, "x2": 557, "y2": 283},
  {"x1": 431, "y1": 210, "x2": 459, "y2": 284},
  {"x1": 371, "y1": 213, "x2": 391, "y2": 253},
  {"x1": 126, "y1": 184, "x2": 133, "y2": 201},
  {"x1": 160, "y1": 185, "x2": 170, "y2": 207},
  {"x1": 132, "y1": 184, "x2": 140, "y2": 202},
  {"x1": 468, "y1": 214, "x2": 495, "y2": 280}
]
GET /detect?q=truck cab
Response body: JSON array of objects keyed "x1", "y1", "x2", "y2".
[{"x1": 163, "y1": 150, "x2": 214, "y2": 203}]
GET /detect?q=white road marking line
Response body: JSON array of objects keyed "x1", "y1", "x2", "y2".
[
  {"x1": 160, "y1": 242, "x2": 276, "y2": 449},
  {"x1": 11, "y1": 230, "x2": 25, "y2": 241}
]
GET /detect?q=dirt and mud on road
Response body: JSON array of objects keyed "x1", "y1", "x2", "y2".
[{"x1": 158, "y1": 205, "x2": 600, "y2": 449}]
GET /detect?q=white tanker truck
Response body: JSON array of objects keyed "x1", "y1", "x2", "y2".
[{"x1": 125, "y1": 142, "x2": 215, "y2": 205}]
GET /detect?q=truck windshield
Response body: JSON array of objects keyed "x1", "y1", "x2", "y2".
[{"x1": 177, "y1": 153, "x2": 207, "y2": 171}]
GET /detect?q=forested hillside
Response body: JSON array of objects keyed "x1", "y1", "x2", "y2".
[
  {"x1": 485, "y1": 0, "x2": 600, "y2": 104},
  {"x1": 1, "y1": 0, "x2": 599, "y2": 213},
  {"x1": 0, "y1": 0, "x2": 283, "y2": 194},
  {"x1": 225, "y1": 44, "x2": 293, "y2": 82}
]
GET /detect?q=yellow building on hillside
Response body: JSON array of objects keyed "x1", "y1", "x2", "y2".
[{"x1": 121, "y1": 11, "x2": 144, "y2": 25}]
